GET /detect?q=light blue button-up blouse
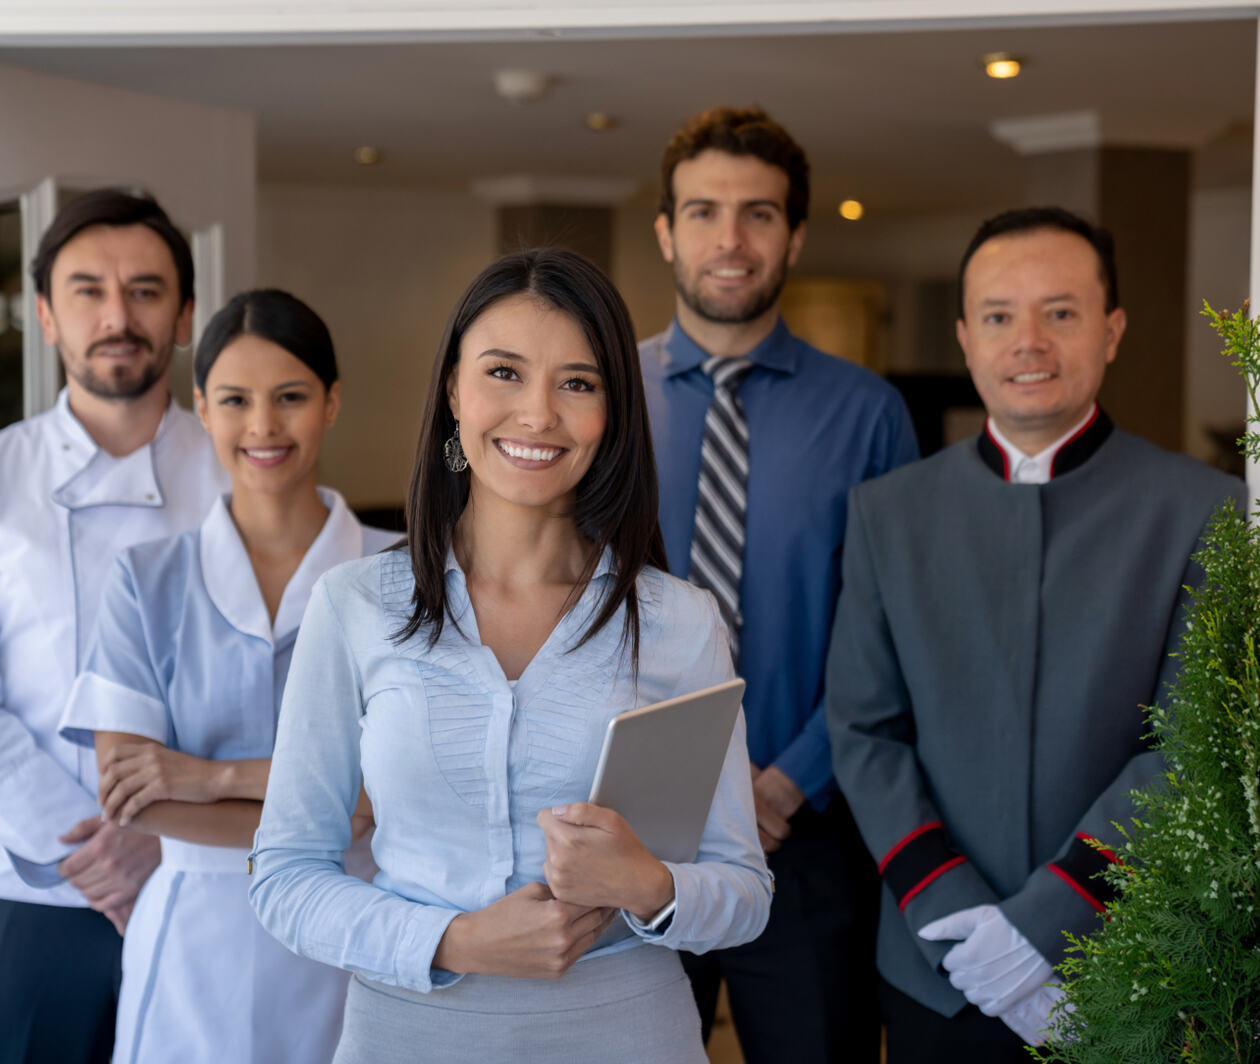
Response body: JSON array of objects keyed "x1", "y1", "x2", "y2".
[{"x1": 249, "y1": 546, "x2": 772, "y2": 994}]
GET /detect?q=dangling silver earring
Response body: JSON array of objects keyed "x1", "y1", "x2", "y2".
[{"x1": 443, "y1": 421, "x2": 469, "y2": 472}]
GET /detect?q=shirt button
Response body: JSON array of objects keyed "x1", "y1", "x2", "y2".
[
  {"x1": 62, "y1": 443, "x2": 70, "y2": 451},
  {"x1": 145, "y1": 492, "x2": 156, "y2": 501}
]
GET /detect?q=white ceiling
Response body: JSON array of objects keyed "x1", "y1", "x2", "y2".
[{"x1": 0, "y1": 17, "x2": 1253, "y2": 215}]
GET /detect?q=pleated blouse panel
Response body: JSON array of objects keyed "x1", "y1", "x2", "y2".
[{"x1": 364, "y1": 548, "x2": 670, "y2": 905}]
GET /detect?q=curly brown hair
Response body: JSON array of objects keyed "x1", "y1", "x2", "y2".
[{"x1": 658, "y1": 106, "x2": 810, "y2": 231}]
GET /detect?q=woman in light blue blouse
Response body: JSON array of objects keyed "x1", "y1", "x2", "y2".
[
  {"x1": 59, "y1": 290, "x2": 393, "y2": 1063},
  {"x1": 249, "y1": 249, "x2": 772, "y2": 1062}
]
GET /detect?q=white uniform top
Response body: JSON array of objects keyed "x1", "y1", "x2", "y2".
[
  {"x1": 58, "y1": 489, "x2": 396, "y2": 1064},
  {"x1": 0, "y1": 389, "x2": 225, "y2": 906}
]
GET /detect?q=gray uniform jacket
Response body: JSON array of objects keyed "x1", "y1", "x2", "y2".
[{"x1": 825, "y1": 412, "x2": 1243, "y2": 1016}]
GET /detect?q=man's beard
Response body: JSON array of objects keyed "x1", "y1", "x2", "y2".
[
  {"x1": 65, "y1": 332, "x2": 171, "y2": 401},
  {"x1": 674, "y1": 255, "x2": 789, "y2": 325}
]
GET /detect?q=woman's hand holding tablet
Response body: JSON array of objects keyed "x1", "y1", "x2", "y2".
[{"x1": 536, "y1": 802, "x2": 676, "y2": 921}]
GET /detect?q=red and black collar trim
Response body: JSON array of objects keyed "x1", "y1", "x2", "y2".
[{"x1": 977, "y1": 407, "x2": 1114, "y2": 482}]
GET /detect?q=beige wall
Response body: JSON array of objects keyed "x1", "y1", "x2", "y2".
[
  {"x1": 255, "y1": 182, "x2": 495, "y2": 508},
  {"x1": 256, "y1": 178, "x2": 1246, "y2": 502},
  {"x1": 612, "y1": 192, "x2": 676, "y2": 342},
  {"x1": 1185, "y1": 185, "x2": 1250, "y2": 464},
  {"x1": 0, "y1": 61, "x2": 255, "y2": 407},
  {"x1": 0, "y1": 61, "x2": 256, "y2": 300}
]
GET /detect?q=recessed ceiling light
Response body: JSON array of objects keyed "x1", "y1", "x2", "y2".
[
  {"x1": 585, "y1": 112, "x2": 620, "y2": 132},
  {"x1": 983, "y1": 52, "x2": 1023, "y2": 79},
  {"x1": 494, "y1": 69, "x2": 552, "y2": 104},
  {"x1": 839, "y1": 200, "x2": 864, "y2": 221},
  {"x1": 354, "y1": 146, "x2": 381, "y2": 166}
]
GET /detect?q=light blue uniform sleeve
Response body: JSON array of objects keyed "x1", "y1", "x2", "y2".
[
  {"x1": 248, "y1": 578, "x2": 461, "y2": 993},
  {"x1": 628, "y1": 589, "x2": 773, "y2": 952},
  {"x1": 60, "y1": 555, "x2": 171, "y2": 749}
]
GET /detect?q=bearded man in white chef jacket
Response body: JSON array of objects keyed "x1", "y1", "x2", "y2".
[{"x1": 0, "y1": 189, "x2": 225, "y2": 1063}]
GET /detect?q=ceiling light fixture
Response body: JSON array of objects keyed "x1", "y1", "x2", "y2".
[
  {"x1": 839, "y1": 200, "x2": 864, "y2": 221},
  {"x1": 354, "y1": 146, "x2": 381, "y2": 166},
  {"x1": 983, "y1": 52, "x2": 1023, "y2": 79},
  {"x1": 494, "y1": 69, "x2": 553, "y2": 104},
  {"x1": 584, "y1": 112, "x2": 620, "y2": 132}
]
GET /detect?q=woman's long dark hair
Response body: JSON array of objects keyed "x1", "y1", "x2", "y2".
[{"x1": 395, "y1": 248, "x2": 668, "y2": 671}]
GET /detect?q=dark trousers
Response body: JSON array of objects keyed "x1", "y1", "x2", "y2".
[
  {"x1": 878, "y1": 977, "x2": 1032, "y2": 1064},
  {"x1": 682, "y1": 798, "x2": 881, "y2": 1064},
  {"x1": 0, "y1": 899, "x2": 121, "y2": 1064}
]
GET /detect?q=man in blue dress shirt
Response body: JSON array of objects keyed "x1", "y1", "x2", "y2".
[{"x1": 640, "y1": 105, "x2": 919, "y2": 1063}]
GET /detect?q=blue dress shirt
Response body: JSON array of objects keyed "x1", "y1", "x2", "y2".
[
  {"x1": 641, "y1": 319, "x2": 919, "y2": 804},
  {"x1": 249, "y1": 547, "x2": 772, "y2": 994}
]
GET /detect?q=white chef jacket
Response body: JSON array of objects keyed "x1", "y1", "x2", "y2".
[{"x1": 0, "y1": 388, "x2": 225, "y2": 906}]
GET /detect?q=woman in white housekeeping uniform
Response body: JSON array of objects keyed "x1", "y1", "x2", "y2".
[{"x1": 58, "y1": 288, "x2": 395, "y2": 1063}]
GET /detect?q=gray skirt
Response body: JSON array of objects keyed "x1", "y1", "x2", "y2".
[{"x1": 333, "y1": 944, "x2": 706, "y2": 1064}]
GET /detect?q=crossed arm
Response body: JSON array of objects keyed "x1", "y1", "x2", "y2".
[{"x1": 94, "y1": 732, "x2": 373, "y2": 849}]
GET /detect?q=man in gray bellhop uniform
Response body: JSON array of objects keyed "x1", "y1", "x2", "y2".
[{"x1": 825, "y1": 206, "x2": 1244, "y2": 1064}]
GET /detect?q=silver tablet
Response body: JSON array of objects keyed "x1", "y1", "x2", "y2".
[{"x1": 587, "y1": 678, "x2": 746, "y2": 865}]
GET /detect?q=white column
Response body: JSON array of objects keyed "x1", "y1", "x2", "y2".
[{"x1": 19, "y1": 177, "x2": 58, "y2": 418}]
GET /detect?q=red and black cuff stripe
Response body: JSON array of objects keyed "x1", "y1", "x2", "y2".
[
  {"x1": 879, "y1": 822, "x2": 967, "y2": 912},
  {"x1": 1047, "y1": 833, "x2": 1121, "y2": 914}
]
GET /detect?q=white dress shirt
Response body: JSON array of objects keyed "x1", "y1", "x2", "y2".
[
  {"x1": 0, "y1": 389, "x2": 225, "y2": 905},
  {"x1": 986, "y1": 405, "x2": 1099, "y2": 485}
]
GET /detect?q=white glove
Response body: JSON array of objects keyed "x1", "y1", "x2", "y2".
[
  {"x1": 1000, "y1": 982, "x2": 1068, "y2": 1045},
  {"x1": 918, "y1": 904, "x2": 1054, "y2": 1016}
]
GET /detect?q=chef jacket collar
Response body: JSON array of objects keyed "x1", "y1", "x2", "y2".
[
  {"x1": 51, "y1": 387, "x2": 181, "y2": 511},
  {"x1": 201, "y1": 487, "x2": 364, "y2": 646}
]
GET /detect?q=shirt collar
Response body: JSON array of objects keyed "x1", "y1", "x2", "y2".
[
  {"x1": 201, "y1": 487, "x2": 364, "y2": 645},
  {"x1": 443, "y1": 543, "x2": 615, "y2": 581},
  {"x1": 659, "y1": 316, "x2": 799, "y2": 379},
  {"x1": 50, "y1": 388, "x2": 182, "y2": 510},
  {"x1": 979, "y1": 404, "x2": 1111, "y2": 484}
]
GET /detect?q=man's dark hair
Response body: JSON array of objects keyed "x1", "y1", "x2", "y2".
[
  {"x1": 658, "y1": 106, "x2": 810, "y2": 231},
  {"x1": 957, "y1": 206, "x2": 1119, "y2": 319},
  {"x1": 31, "y1": 188, "x2": 194, "y2": 306}
]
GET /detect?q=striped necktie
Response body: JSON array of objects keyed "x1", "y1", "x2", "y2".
[{"x1": 688, "y1": 356, "x2": 755, "y2": 661}]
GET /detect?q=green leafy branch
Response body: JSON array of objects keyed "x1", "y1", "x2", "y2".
[
  {"x1": 1202, "y1": 301, "x2": 1260, "y2": 461},
  {"x1": 1033, "y1": 303, "x2": 1260, "y2": 1063}
]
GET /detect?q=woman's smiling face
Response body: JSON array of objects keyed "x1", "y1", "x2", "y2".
[
  {"x1": 447, "y1": 293, "x2": 607, "y2": 513},
  {"x1": 196, "y1": 333, "x2": 339, "y2": 497}
]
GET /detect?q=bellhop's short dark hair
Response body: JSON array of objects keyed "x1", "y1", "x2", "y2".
[
  {"x1": 31, "y1": 188, "x2": 194, "y2": 307},
  {"x1": 658, "y1": 106, "x2": 811, "y2": 231},
  {"x1": 194, "y1": 289, "x2": 338, "y2": 392},
  {"x1": 957, "y1": 206, "x2": 1120, "y2": 319}
]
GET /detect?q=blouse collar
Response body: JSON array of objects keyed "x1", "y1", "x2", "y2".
[{"x1": 201, "y1": 486, "x2": 364, "y2": 645}]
